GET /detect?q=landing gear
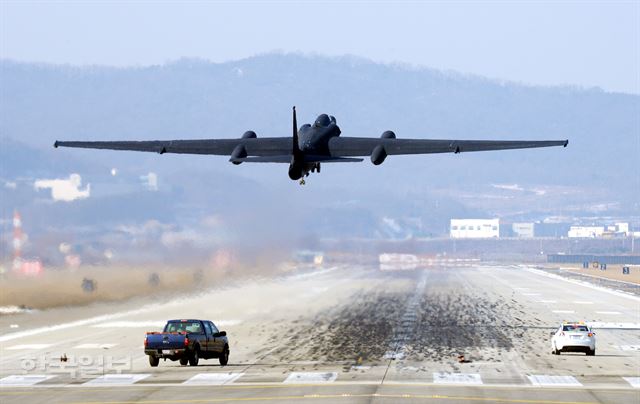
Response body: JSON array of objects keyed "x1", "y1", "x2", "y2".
[{"x1": 299, "y1": 179, "x2": 306, "y2": 185}]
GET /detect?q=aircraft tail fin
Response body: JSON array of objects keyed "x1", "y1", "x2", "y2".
[{"x1": 292, "y1": 106, "x2": 301, "y2": 156}]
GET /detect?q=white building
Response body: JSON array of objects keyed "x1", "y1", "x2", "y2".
[
  {"x1": 568, "y1": 226, "x2": 605, "y2": 238},
  {"x1": 615, "y1": 222, "x2": 630, "y2": 236},
  {"x1": 450, "y1": 219, "x2": 499, "y2": 239},
  {"x1": 512, "y1": 222, "x2": 535, "y2": 238}
]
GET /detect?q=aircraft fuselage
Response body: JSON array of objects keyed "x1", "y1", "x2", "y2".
[{"x1": 288, "y1": 114, "x2": 341, "y2": 180}]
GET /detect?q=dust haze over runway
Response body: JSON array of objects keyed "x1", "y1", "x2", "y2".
[{"x1": 1, "y1": 264, "x2": 639, "y2": 404}]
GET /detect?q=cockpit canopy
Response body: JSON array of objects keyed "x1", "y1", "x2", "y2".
[{"x1": 314, "y1": 114, "x2": 337, "y2": 127}]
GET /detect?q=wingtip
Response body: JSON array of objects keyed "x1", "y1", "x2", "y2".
[
  {"x1": 53, "y1": 141, "x2": 59, "y2": 148},
  {"x1": 564, "y1": 139, "x2": 569, "y2": 147}
]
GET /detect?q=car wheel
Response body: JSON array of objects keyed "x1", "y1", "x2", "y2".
[
  {"x1": 189, "y1": 348, "x2": 200, "y2": 366},
  {"x1": 179, "y1": 356, "x2": 188, "y2": 366},
  {"x1": 149, "y1": 355, "x2": 159, "y2": 367},
  {"x1": 219, "y1": 346, "x2": 229, "y2": 366},
  {"x1": 587, "y1": 349, "x2": 595, "y2": 356}
]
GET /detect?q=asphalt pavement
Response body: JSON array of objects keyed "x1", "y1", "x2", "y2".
[{"x1": 1, "y1": 264, "x2": 638, "y2": 403}]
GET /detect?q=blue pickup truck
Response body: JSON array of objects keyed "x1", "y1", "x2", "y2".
[{"x1": 144, "y1": 319, "x2": 229, "y2": 367}]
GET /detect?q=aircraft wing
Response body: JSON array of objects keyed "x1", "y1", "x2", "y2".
[
  {"x1": 54, "y1": 138, "x2": 292, "y2": 156},
  {"x1": 328, "y1": 137, "x2": 568, "y2": 156}
]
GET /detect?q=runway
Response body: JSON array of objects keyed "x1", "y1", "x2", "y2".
[{"x1": 1, "y1": 264, "x2": 638, "y2": 403}]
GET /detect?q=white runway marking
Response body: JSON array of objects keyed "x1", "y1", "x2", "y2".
[
  {"x1": 618, "y1": 345, "x2": 640, "y2": 351},
  {"x1": 572, "y1": 301, "x2": 593, "y2": 305},
  {"x1": 538, "y1": 300, "x2": 557, "y2": 303},
  {"x1": 551, "y1": 310, "x2": 575, "y2": 314},
  {"x1": 182, "y1": 373, "x2": 244, "y2": 385},
  {"x1": 623, "y1": 377, "x2": 640, "y2": 388},
  {"x1": 433, "y1": 372, "x2": 483, "y2": 385},
  {"x1": 0, "y1": 306, "x2": 35, "y2": 315},
  {"x1": 73, "y1": 343, "x2": 118, "y2": 349},
  {"x1": 522, "y1": 293, "x2": 541, "y2": 296},
  {"x1": 6, "y1": 344, "x2": 53, "y2": 350},
  {"x1": 0, "y1": 375, "x2": 55, "y2": 386},
  {"x1": 595, "y1": 311, "x2": 621, "y2": 315},
  {"x1": 527, "y1": 375, "x2": 582, "y2": 387},
  {"x1": 83, "y1": 374, "x2": 150, "y2": 385},
  {"x1": 0, "y1": 306, "x2": 157, "y2": 342},
  {"x1": 284, "y1": 372, "x2": 338, "y2": 383}
]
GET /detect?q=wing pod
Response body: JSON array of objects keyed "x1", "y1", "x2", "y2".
[
  {"x1": 230, "y1": 144, "x2": 248, "y2": 165},
  {"x1": 370, "y1": 145, "x2": 387, "y2": 165}
]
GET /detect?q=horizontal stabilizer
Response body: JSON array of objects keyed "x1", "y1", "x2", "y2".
[
  {"x1": 303, "y1": 155, "x2": 364, "y2": 163},
  {"x1": 229, "y1": 155, "x2": 292, "y2": 163},
  {"x1": 230, "y1": 155, "x2": 364, "y2": 163}
]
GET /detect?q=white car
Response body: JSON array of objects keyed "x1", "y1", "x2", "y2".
[{"x1": 550, "y1": 322, "x2": 596, "y2": 356}]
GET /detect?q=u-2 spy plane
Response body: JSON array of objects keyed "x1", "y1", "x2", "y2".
[{"x1": 55, "y1": 107, "x2": 568, "y2": 185}]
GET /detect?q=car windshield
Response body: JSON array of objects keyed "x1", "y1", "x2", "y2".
[
  {"x1": 165, "y1": 321, "x2": 202, "y2": 333},
  {"x1": 562, "y1": 325, "x2": 589, "y2": 332}
]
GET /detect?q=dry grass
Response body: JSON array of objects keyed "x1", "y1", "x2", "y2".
[{"x1": 0, "y1": 265, "x2": 229, "y2": 309}]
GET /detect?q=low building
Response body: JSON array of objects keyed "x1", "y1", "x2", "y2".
[
  {"x1": 450, "y1": 219, "x2": 499, "y2": 239},
  {"x1": 512, "y1": 222, "x2": 535, "y2": 238},
  {"x1": 568, "y1": 226, "x2": 605, "y2": 238}
]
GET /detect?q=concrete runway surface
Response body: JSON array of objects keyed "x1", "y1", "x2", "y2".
[{"x1": 0, "y1": 264, "x2": 638, "y2": 403}]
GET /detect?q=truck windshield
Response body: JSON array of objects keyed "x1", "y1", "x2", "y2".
[{"x1": 165, "y1": 321, "x2": 202, "y2": 334}]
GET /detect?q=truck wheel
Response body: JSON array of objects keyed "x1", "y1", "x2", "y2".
[
  {"x1": 179, "y1": 356, "x2": 189, "y2": 366},
  {"x1": 587, "y1": 349, "x2": 595, "y2": 356},
  {"x1": 149, "y1": 355, "x2": 159, "y2": 367},
  {"x1": 553, "y1": 343, "x2": 560, "y2": 355},
  {"x1": 189, "y1": 348, "x2": 200, "y2": 366},
  {"x1": 219, "y1": 346, "x2": 229, "y2": 366}
]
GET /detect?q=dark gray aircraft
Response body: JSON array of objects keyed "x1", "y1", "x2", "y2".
[{"x1": 55, "y1": 107, "x2": 568, "y2": 185}]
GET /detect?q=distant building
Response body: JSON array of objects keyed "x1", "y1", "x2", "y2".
[
  {"x1": 512, "y1": 222, "x2": 535, "y2": 238},
  {"x1": 568, "y1": 222, "x2": 630, "y2": 238},
  {"x1": 615, "y1": 222, "x2": 630, "y2": 236},
  {"x1": 450, "y1": 219, "x2": 499, "y2": 239},
  {"x1": 568, "y1": 226, "x2": 605, "y2": 238}
]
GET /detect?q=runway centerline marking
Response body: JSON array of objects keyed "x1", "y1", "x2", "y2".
[
  {"x1": 572, "y1": 301, "x2": 593, "y2": 305},
  {"x1": 284, "y1": 372, "x2": 337, "y2": 383},
  {"x1": 0, "y1": 375, "x2": 55, "y2": 386},
  {"x1": 6, "y1": 344, "x2": 53, "y2": 350},
  {"x1": 527, "y1": 375, "x2": 582, "y2": 387},
  {"x1": 433, "y1": 372, "x2": 483, "y2": 385},
  {"x1": 182, "y1": 373, "x2": 244, "y2": 385},
  {"x1": 552, "y1": 310, "x2": 574, "y2": 314},
  {"x1": 595, "y1": 311, "x2": 621, "y2": 315},
  {"x1": 83, "y1": 374, "x2": 150, "y2": 386}
]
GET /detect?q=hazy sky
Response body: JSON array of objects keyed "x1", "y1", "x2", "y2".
[{"x1": 1, "y1": 1, "x2": 638, "y2": 94}]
